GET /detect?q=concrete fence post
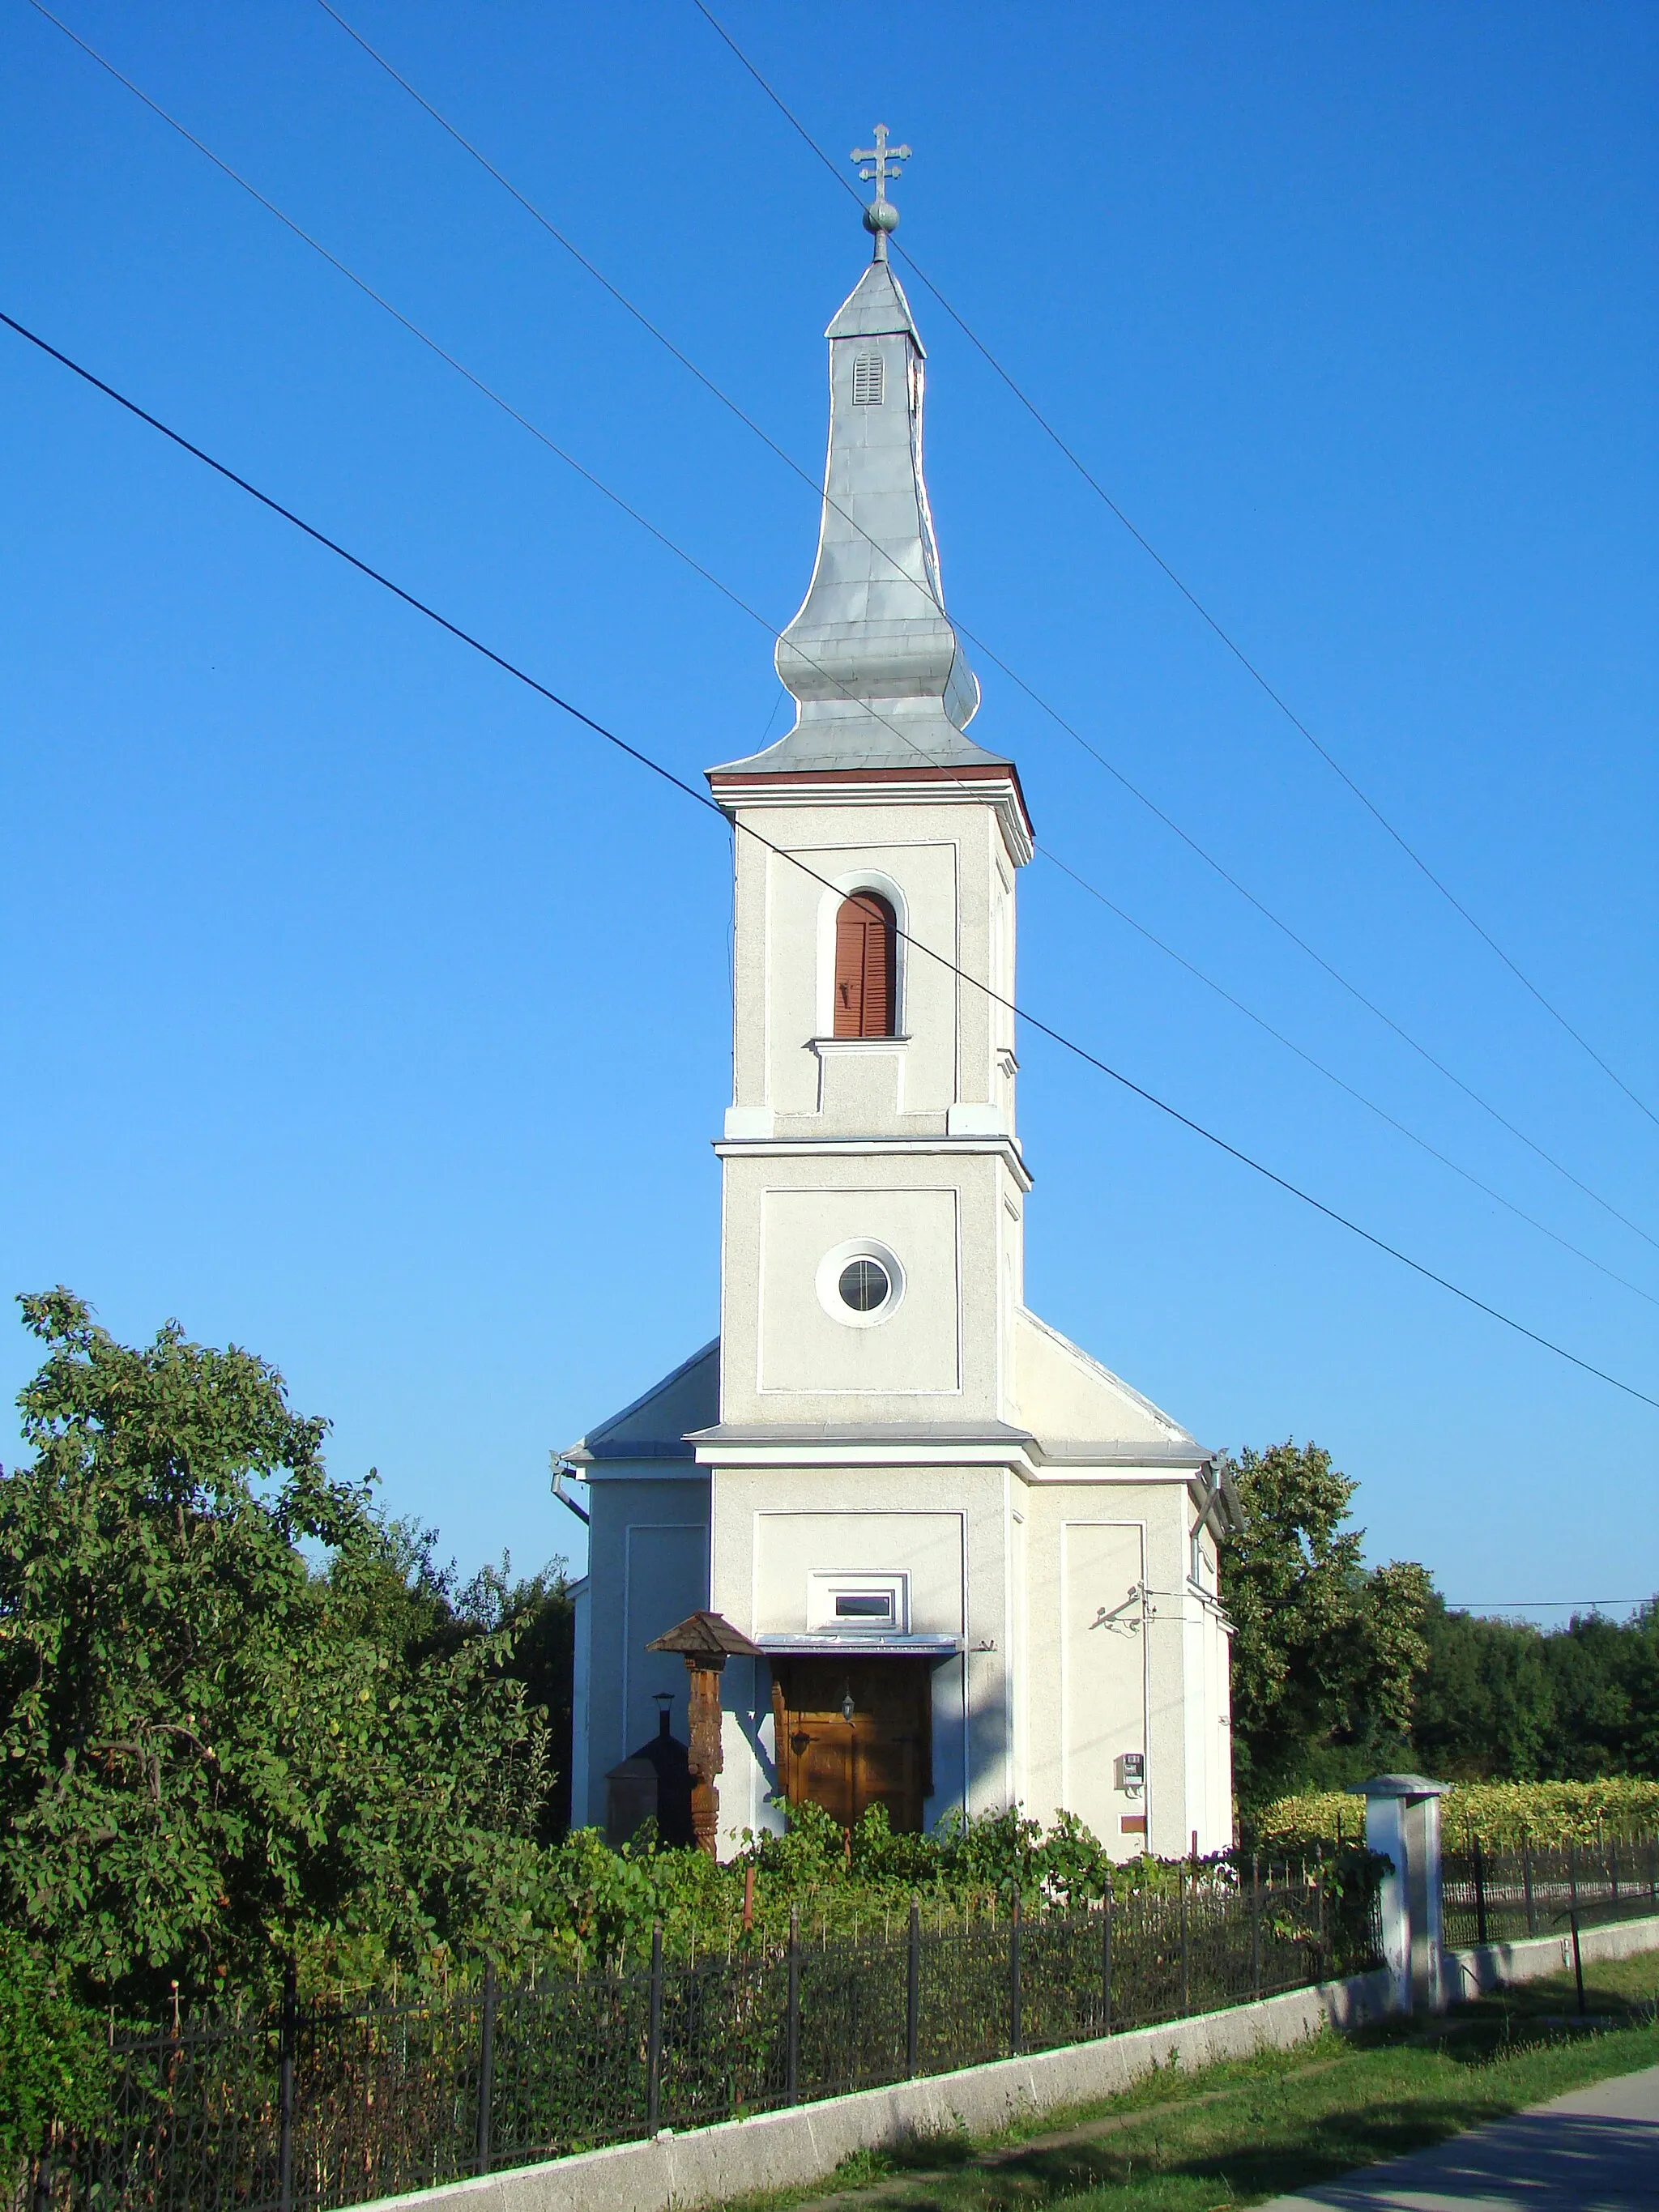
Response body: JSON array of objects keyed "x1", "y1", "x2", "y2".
[{"x1": 1350, "y1": 1774, "x2": 1450, "y2": 2015}]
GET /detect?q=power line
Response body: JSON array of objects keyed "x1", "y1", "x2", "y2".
[
  {"x1": 32, "y1": 4, "x2": 1659, "y2": 1309},
  {"x1": 1043, "y1": 852, "x2": 1659, "y2": 1311},
  {"x1": 24, "y1": 2, "x2": 1047, "y2": 838},
  {"x1": 29, "y1": 13, "x2": 1659, "y2": 1309},
  {"x1": 686, "y1": 0, "x2": 1659, "y2": 1136},
  {"x1": 19, "y1": 1, "x2": 793, "y2": 648},
  {"x1": 35, "y1": 8, "x2": 1657, "y2": 1298},
  {"x1": 12, "y1": 15, "x2": 1005, "y2": 811},
  {"x1": 983, "y1": 638, "x2": 1659, "y2": 1255},
  {"x1": 6, "y1": 302, "x2": 1657, "y2": 1420},
  {"x1": 1444, "y1": 1600, "x2": 1651, "y2": 1612},
  {"x1": 285, "y1": 0, "x2": 1659, "y2": 1255}
]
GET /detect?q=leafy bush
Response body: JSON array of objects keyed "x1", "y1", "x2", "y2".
[
  {"x1": 459, "y1": 1801, "x2": 1300, "y2": 1976},
  {"x1": 0, "y1": 1933, "x2": 109, "y2": 2176},
  {"x1": 1256, "y1": 1777, "x2": 1659, "y2": 1851}
]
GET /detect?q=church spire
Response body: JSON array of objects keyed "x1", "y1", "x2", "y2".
[{"x1": 712, "y1": 130, "x2": 1004, "y2": 778}]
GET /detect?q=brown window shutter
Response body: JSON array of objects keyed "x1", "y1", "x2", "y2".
[
  {"x1": 862, "y1": 904, "x2": 891, "y2": 1034},
  {"x1": 834, "y1": 901, "x2": 864, "y2": 1035},
  {"x1": 833, "y1": 893, "x2": 897, "y2": 1038}
]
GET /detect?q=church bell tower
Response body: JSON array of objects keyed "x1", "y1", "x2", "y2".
[{"x1": 706, "y1": 174, "x2": 1034, "y2": 1435}]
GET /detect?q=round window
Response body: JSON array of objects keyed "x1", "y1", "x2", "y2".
[
  {"x1": 838, "y1": 1256, "x2": 891, "y2": 1313},
  {"x1": 816, "y1": 1238, "x2": 906, "y2": 1328}
]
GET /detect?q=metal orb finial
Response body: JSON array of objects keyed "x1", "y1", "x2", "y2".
[{"x1": 851, "y1": 122, "x2": 911, "y2": 260}]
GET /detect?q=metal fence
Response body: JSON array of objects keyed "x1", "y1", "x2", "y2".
[
  {"x1": 1441, "y1": 1829, "x2": 1659, "y2": 1952},
  {"x1": 27, "y1": 1856, "x2": 1379, "y2": 2212}
]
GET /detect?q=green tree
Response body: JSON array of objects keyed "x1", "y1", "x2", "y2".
[
  {"x1": 0, "y1": 1291, "x2": 550, "y2": 2007},
  {"x1": 1221, "y1": 1440, "x2": 1432, "y2": 1813},
  {"x1": 1410, "y1": 1598, "x2": 1557, "y2": 1779},
  {"x1": 447, "y1": 1557, "x2": 575, "y2": 1840},
  {"x1": 1540, "y1": 1603, "x2": 1659, "y2": 1779},
  {"x1": 1403, "y1": 1600, "x2": 1659, "y2": 1784}
]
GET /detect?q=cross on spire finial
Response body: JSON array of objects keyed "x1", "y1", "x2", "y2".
[{"x1": 851, "y1": 123, "x2": 911, "y2": 261}]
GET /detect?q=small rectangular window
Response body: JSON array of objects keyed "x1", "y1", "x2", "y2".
[
  {"x1": 808, "y1": 1571, "x2": 910, "y2": 1633},
  {"x1": 834, "y1": 1592, "x2": 893, "y2": 1621},
  {"x1": 851, "y1": 351, "x2": 885, "y2": 407}
]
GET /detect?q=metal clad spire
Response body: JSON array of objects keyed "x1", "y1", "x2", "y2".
[{"x1": 709, "y1": 127, "x2": 1009, "y2": 781}]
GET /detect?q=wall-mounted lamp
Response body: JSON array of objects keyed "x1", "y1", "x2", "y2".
[{"x1": 839, "y1": 1682, "x2": 856, "y2": 1725}]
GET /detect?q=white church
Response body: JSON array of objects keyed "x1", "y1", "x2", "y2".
[{"x1": 568, "y1": 151, "x2": 1238, "y2": 1861}]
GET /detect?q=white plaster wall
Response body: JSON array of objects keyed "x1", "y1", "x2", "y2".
[
  {"x1": 1175, "y1": 1538, "x2": 1235, "y2": 1853},
  {"x1": 697, "y1": 746, "x2": 1236, "y2": 1860},
  {"x1": 719, "y1": 1148, "x2": 1021, "y2": 1428},
  {"x1": 1011, "y1": 1310, "x2": 1192, "y2": 1451},
  {"x1": 1018, "y1": 1476, "x2": 1211, "y2": 1857},
  {"x1": 580, "y1": 1472, "x2": 710, "y2": 1825},
  {"x1": 1008, "y1": 1494, "x2": 1027, "y2": 1813},
  {"x1": 569, "y1": 1582, "x2": 591, "y2": 1829},
  {"x1": 1141, "y1": 1479, "x2": 1198, "y2": 1859},
  {"x1": 701, "y1": 1461, "x2": 1235, "y2": 1857},
  {"x1": 1203, "y1": 1600, "x2": 1235, "y2": 1848},
  {"x1": 706, "y1": 1460, "x2": 1015, "y2": 1849},
  {"x1": 1060, "y1": 1518, "x2": 1148, "y2": 1848},
  {"x1": 726, "y1": 798, "x2": 1015, "y2": 1136},
  {"x1": 757, "y1": 1184, "x2": 960, "y2": 1396},
  {"x1": 752, "y1": 1508, "x2": 966, "y2": 1636}
]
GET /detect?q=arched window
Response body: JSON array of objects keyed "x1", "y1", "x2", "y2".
[{"x1": 833, "y1": 892, "x2": 898, "y2": 1038}]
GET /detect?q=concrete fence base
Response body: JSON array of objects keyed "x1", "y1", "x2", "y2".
[
  {"x1": 371, "y1": 1967, "x2": 1397, "y2": 2212},
  {"x1": 1444, "y1": 1909, "x2": 1659, "y2": 2004}
]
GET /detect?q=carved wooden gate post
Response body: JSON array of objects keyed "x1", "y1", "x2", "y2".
[{"x1": 646, "y1": 1612, "x2": 761, "y2": 1858}]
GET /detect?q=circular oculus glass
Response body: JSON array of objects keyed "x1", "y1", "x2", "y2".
[
  {"x1": 838, "y1": 1256, "x2": 892, "y2": 1314},
  {"x1": 816, "y1": 1238, "x2": 905, "y2": 1326}
]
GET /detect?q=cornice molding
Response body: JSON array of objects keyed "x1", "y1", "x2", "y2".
[
  {"x1": 713, "y1": 1132, "x2": 1034, "y2": 1192},
  {"x1": 708, "y1": 764, "x2": 1035, "y2": 869}
]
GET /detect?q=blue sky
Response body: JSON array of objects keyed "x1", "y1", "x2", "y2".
[{"x1": 2, "y1": 1, "x2": 1655, "y2": 1616}]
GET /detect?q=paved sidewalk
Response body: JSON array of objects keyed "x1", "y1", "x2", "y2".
[{"x1": 1257, "y1": 2059, "x2": 1659, "y2": 2207}]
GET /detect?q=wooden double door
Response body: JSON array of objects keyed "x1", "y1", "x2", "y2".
[{"x1": 770, "y1": 1657, "x2": 933, "y2": 1834}]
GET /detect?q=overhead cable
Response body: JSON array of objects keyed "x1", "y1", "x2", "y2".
[
  {"x1": 30, "y1": 0, "x2": 1659, "y2": 1269},
  {"x1": 6, "y1": 301, "x2": 1657, "y2": 1418},
  {"x1": 685, "y1": 0, "x2": 1659, "y2": 1134},
  {"x1": 285, "y1": 0, "x2": 1659, "y2": 1250},
  {"x1": 1444, "y1": 1600, "x2": 1651, "y2": 1611},
  {"x1": 1044, "y1": 852, "x2": 1659, "y2": 1310}
]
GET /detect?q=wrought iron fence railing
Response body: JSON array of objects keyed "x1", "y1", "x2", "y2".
[
  {"x1": 1441, "y1": 1829, "x2": 1659, "y2": 1952},
  {"x1": 21, "y1": 1854, "x2": 1380, "y2": 2212}
]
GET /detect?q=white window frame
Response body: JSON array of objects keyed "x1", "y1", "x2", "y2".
[
  {"x1": 815, "y1": 1237, "x2": 906, "y2": 1329},
  {"x1": 808, "y1": 1571, "x2": 911, "y2": 1634},
  {"x1": 1189, "y1": 1528, "x2": 1215, "y2": 1592}
]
